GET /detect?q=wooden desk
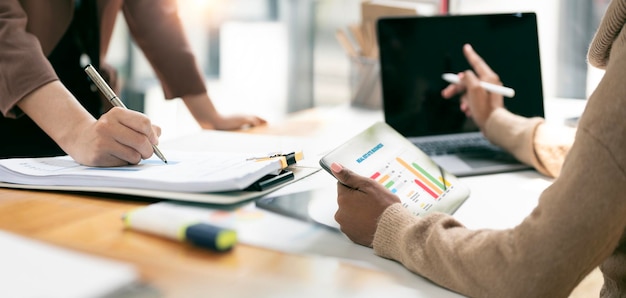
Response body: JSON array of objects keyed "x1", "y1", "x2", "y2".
[
  {"x1": 0, "y1": 101, "x2": 601, "y2": 297},
  {"x1": 0, "y1": 106, "x2": 426, "y2": 297}
]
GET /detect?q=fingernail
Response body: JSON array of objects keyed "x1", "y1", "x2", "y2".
[{"x1": 330, "y1": 162, "x2": 343, "y2": 173}]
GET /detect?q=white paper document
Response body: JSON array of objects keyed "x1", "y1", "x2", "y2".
[
  {"x1": 0, "y1": 230, "x2": 141, "y2": 298},
  {"x1": 0, "y1": 151, "x2": 283, "y2": 193}
]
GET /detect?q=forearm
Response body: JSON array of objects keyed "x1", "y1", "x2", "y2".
[
  {"x1": 17, "y1": 81, "x2": 95, "y2": 155},
  {"x1": 374, "y1": 142, "x2": 625, "y2": 298},
  {"x1": 483, "y1": 108, "x2": 561, "y2": 177},
  {"x1": 181, "y1": 93, "x2": 220, "y2": 129},
  {"x1": 18, "y1": 81, "x2": 161, "y2": 166},
  {"x1": 374, "y1": 8, "x2": 626, "y2": 295},
  {"x1": 483, "y1": 108, "x2": 575, "y2": 178},
  {"x1": 123, "y1": 0, "x2": 207, "y2": 100}
]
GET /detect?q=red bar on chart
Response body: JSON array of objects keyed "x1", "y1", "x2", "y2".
[{"x1": 414, "y1": 179, "x2": 438, "y2": 199}]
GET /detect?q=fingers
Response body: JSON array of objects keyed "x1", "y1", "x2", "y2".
[
  {"x1": 100, "y1": 108, "x2": 160, "y2": 161},
  {"x1": 250, "y1": 116, "x2": 267, "y2": 127},
  {"x1": 331, "y1": 162, "x2": 402, "y2": 247},
  {"x1": 460, "y1": 70, "x2": 482, "y2": 90},
  {"x1": 444, "y1": 44, "x2": 499, "y2": 99},
  {"x1": 211, "y1": 115, "x2": 268, "y2": 130},
  {"x1": 239, "y1": 116, "x2": 268, "y2": 130},
  {"x1": 441, "y1": 81, "x2": 465, "y2": 99},
  {"x1": 110, "y1": 108, "x2": 159, "y2": 145},
  {"x1": 97, "y1": 139, "x2": 144, "y2": 165},
  {"x1": 463, "y1": 44, "x2": 500, "y2": 83},
  {"x1": 460, "y1": 69, "x2": 503, "y2": 129},
  {"x1": 152, "y1": 124, "x2": 162, "y2": 138},
  {"x1": 459, "y1": 71, "x2": 482, "y2": 116},
  {"x1": 331, "y1": 162, "x2": 393, "y2": 197},
  {"x1": 330, "y1": 163, "x2": 359, "y2": 188}
]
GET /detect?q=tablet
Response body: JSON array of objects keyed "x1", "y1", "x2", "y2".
[
  {"x1": 319, "y1": 122, "x2": 471, "y2": 217},
  {"x1": 255, "y1": 186, "x2": 341, "y2": 230}
]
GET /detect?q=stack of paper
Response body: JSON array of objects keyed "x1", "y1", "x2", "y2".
[{"x1": 0, "y1": 151, "x2": 282, "y2": 193}]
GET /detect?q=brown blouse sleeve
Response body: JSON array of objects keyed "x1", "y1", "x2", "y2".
[{"x1": 0, "y1": 0, "x2": 59, "y2": 118}]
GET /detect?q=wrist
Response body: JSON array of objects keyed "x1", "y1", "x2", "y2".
[
  {"x1": 182, "y1": 93, "x2": 220, "y2": 129},
  {"x1": 18, "y1": 81, "x2": 96, "y2": 155},
  {"x1": 483, "y1": 108, "x2": 544, "y2": 165},
  {"x1": 481, "y1": 107, "x2": 506, "y2": 133},
  {"x1": 55, "y1": 116, "x2": 96, "y2": 157}
]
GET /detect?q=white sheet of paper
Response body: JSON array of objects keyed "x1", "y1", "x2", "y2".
[
  {"x1": 0, "y1": 151, "x2": 282, "y2": 192},
  {"x1": 0, "y1": 230, "x2": 139, "y2": 298}
]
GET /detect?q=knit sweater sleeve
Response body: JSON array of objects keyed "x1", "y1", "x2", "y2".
[
  {"x1": 373, "y1": 130, "x2": 626, "y2": 297},
  {"x1": 483, "y1": 108, "x2": 574, "y2": 178},
  {"x1": 371, "y1": 0, "x2": 626, "y2": 295}
]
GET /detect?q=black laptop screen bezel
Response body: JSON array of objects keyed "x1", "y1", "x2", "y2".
[{"x1": 377, "y1": 13, "x2": 545, "y2": 137}]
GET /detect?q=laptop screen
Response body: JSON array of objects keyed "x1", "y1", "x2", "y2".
[{"x1": 377, "y1": 13, "x2": 544, "y2": 137}]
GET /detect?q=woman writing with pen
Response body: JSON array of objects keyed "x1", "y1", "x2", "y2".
[{"x1": 0, "y1": 0, "x2": 266, "y2": 166}]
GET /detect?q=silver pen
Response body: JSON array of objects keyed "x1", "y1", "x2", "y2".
[{"x1": 84, "y1": 64, "x2": 168, "y2": 164}]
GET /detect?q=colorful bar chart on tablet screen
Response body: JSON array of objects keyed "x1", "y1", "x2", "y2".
[{"x1": 368, "y1": 151, "x2": 455, "y2": 216}]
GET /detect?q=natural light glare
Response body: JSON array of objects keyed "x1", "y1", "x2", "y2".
[
  {"x1": 176, "y1": 0, "x2": 227, "y2": 24},
  {"x1": 219, "y1": 22, "x2": 288, "y2": 122}
]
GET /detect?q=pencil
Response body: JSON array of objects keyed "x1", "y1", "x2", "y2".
[{"x1": 335, "y1": 29, "x2": 359, "y2": 58}]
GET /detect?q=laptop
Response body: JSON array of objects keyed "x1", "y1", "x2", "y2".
[{"x1": 376, "y1": 12, "x2": 545, "y2": 177}]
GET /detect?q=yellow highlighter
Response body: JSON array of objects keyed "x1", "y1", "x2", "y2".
[
  {"x1": 123, "y1": 206, "x2": 237, "y2": 252},
  {"x1": 247, "y1": 151, "x2": 304, "y2": 168}
]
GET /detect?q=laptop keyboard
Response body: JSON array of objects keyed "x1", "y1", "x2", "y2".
[{"x1": 411, "y1": 135, "x2": 501, "y2": 156}]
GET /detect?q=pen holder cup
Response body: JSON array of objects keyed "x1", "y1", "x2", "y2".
[{"x1": 349, "y1": 56, "x2": 382, "y2": 110}]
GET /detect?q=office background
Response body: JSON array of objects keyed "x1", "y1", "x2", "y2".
[{"x1": 104, "y1": 0, "x2": 609, "y2": 141}]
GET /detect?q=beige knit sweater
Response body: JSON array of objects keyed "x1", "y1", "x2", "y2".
[{"x1": 372, "y1": 0, "x2": 626, "y2": 297}]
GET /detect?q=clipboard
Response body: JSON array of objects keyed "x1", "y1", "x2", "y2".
[
  {"x1": 245, "y1": 151, "x2": 303, "y2": 191},
  {"x1": 245, "y1": 170, "x2": 294, "y2": 191},
  {"x1": 0, "y1": 150, "x2": 316, "y2": 205}
]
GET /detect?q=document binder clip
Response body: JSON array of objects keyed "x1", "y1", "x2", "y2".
[
  {"x1": 247, "y1": 151, "x2": 304, "y2": 169},
  {"x1": 245, "y1": 170, "x2": 295, "y2": 191}
]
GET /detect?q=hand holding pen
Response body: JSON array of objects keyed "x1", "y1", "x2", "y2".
[
  {"x1": 441, "y1": 44, "x2": 507, "y2": 130},
  {"x1": 84, "y1": 65, "x2": 167, "y2": 164}
]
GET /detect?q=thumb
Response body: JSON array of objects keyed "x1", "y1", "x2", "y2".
[{"x1": 330, "y1": 162, "x2": 360, "y2": 187}]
